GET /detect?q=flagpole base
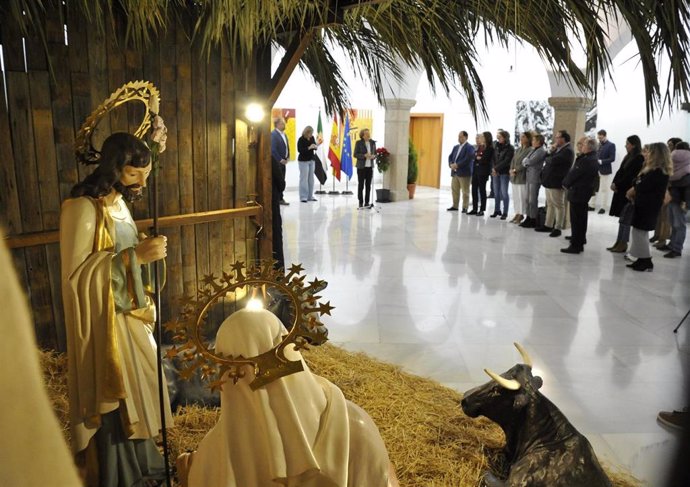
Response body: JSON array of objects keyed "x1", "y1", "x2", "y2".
[
  {"x1": 328, "y1": 191, "x2": 341, "y2": 195},
  {"x1": 341, "y1": 190, "x2": 353, "y2": 195},
  {"x1": 315, "y1": 190, "x2": 327, "y2": 194}
]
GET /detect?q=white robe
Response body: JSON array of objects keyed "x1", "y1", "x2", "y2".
[
  {"x1": 0, "y1": 234, "x2": 82, "y2": 486},
  {"x1": 188, "y1": 309, "x2": 391, "y2": 487},
  {"x1": 59, "y1": 196, "x2": 172, "y2": 453}
]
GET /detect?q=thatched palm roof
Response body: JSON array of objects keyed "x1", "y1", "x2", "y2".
[{"x1": 5, "y1": 0, "x2": 689, "y2": 121}]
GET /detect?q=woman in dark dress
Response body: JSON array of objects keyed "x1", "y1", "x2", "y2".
[
  {"x1": 469, "y1": 131, "x2": 494, "y2": 216},
  {"x1": 606, "y1": 135, "x2": 644, "y2": 253},
  {"x1": 626, "y1": 142, "x2": 672, "y2": 271}
]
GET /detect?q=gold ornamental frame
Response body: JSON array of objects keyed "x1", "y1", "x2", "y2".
[
  {"x1": 165, "y1": 261, "x2": 333, "y2": 391},
  {"x1": 75, "y1": 80, "x2": 160, "y2": 162}
]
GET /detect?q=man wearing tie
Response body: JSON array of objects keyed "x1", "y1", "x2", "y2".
[
  {"x1": 447, "y1": 130, "x2": 475, "y2": 212},
  {"x1": 271, "y1": 117, "x2": 290, "y2": 206}
]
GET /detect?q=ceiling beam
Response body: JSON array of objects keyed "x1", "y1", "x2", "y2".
[{"x1": 267, "y1": 29, "x2": 316, "y2": 108}]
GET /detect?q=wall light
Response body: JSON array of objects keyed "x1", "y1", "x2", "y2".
[{"x1": 245, "y1": 103, "x2": 265, "y2": 123}]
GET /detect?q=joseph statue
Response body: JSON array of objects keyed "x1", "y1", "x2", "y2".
[{"x1": 60, "y1": 131, "x2": 173, "y2": 487}]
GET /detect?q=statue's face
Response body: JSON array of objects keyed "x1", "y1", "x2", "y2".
[{"x1": 118, "y1": 163, "x2": 152, "y2": 201}]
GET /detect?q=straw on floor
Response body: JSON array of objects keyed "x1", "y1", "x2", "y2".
[{"x1": 40, "y1": 345, "x2": 640, "y2": 486}]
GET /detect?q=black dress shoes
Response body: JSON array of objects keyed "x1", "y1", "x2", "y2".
[
  {"x1": 476, "y1": 211, "x2": 485, "y2": 216},
  {"x1": 565, "y1": 235, "x2": 587, "y2": 244},
  {"x1": 535, "y1": 226, "x2": 552, "y2": 233},
  {"x1": 560, "y1": 246, "x2": 583, "y2": 254},
  {"x1": 467, "y1": 209, "x2": 478, "y2": 215},
  {"x1": 490, "y1": 212, "x2": 501, "y2": 218},
  {"x1": 597, "y1": 209, "x2": 605, "y2": 214},
  {"x1": 549, "y1": 229, "x2": 562, "y2": 237},
  {"x1": 447, "y1": 207, "x2": 459, "y2": 211},
  {"x1": 519, "y1": 218, "x2": 536, "y2": 228}
]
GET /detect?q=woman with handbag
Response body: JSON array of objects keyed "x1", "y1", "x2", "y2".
[
  {"x1": 625, "y1": 142, "x2": 672, "y2": 272},
  {"x1": 606, "y1": 135, "x2": 644, "y2": 253}
]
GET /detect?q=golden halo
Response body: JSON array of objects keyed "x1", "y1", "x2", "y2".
[
  {"x1": 165, "y1": 261, "x2": 333, "y2": 391},
  {"x1": 75, "y1": 80, "x2": 160, "y2": 163}
]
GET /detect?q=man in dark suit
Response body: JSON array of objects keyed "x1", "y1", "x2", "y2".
[
  {"x1": 447, "y1": 130, "x2": 476, "y2": 212},
  {"x1": 561, "y1": 136, "x2": 599, "y2": 253},
  {"x1": 590, "y1": 129, "x2": 617, "y2": 213},
  {"x1": 536, "y1": 130, "x2": 575, "y2": 237},
  {"x1": 271, "y1": 117, "x2": 290, "y2": 206}
]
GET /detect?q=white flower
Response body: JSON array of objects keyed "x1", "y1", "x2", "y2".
[
  {"x1": 150, "y1": 95, "x2": 160, "y2": 115},
  {"x1": 151, "y1": 115, "x2": 168, "y2": 153}
]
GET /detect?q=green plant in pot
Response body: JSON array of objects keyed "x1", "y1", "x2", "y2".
[
  {"x1": 374, "y1": 147, "x2": 391, "y2": 202},
  {"x1": 407, "y1": 139, "x2": 418, "y2": 199}
]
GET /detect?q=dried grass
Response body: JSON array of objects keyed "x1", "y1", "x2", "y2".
[{"x1": 40, "y1": 346, "x2": 641, "y2": 487}]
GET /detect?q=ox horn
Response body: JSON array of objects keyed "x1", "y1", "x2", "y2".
[
  {"x1": 514, "y1": 342, "x2": 533, "y2": 368},
  {"x1": 484, "y1": 368, "x2": 521, "y2": 390}
]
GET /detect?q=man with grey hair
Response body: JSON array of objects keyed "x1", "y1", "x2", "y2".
[{"x1": 561, "y1": 136, "x2": 599, "y2": 253}]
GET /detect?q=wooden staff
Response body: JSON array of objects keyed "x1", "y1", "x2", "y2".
[{"x1": 150, "y1": 146, "x2": 172, "y2": 487}]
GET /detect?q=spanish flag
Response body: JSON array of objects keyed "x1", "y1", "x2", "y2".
[{"x1": 328, "y1": 114, "x2": 341, "y2": 181}]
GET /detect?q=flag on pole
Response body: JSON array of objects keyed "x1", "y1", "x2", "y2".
[
  {"x1": 341, "y1": 113, "x2": 353, "y2": 180},
  {"x1": 317, "y1": 111, "x2": 327, "y2": 172},
  {"x1": 314, "y1": 111, "x2": 327, "y2": 185},
  {"x1": 328, "y1": 114, "x2": 341, "y2": 181}
]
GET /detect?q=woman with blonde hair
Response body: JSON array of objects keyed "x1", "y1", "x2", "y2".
[
  {"x1": 297, "y1": 125, "x2": 319, "y2": 203},
  {"x1": 626, "y1": 142, "x2": 672, "y2": 271}
]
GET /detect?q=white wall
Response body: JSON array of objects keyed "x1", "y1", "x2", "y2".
[
  {"x1": 596, "y1": 40, "x2": 689, "y2": 159},
  {"x1": 274, "y1": 38, "x2": 688, "y2": 192}
]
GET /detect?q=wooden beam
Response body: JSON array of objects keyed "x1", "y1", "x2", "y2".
[
  {"x1": 267, "y1": 29, "x2": 316, "y2": 107},
  {"x1": 4, "y1": 206, "x2": 263, "y2": 249}
]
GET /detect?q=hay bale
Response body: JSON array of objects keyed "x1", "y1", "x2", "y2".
[{"x1": 40, "y1": 346, "x2": 642, "y2": 487}]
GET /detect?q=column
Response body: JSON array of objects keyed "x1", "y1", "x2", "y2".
[
  {"x1": 382, "y1": 98, "x2": 416, "y2": 201},
  {"x1": 547, "y1": 96, "x2": 592, "y2": 140}
]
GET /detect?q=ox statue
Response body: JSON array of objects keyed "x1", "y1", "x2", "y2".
[{"x1": 461, "y1": 343, "x2": 611, "y2": 487}]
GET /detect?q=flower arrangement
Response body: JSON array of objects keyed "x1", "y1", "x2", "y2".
[
  {"x1": 375, "y1": 147, "x2": 391, "y2": 173},
  {"x1": 147, "y1": 115, "x2": 168, "y2": 170}
]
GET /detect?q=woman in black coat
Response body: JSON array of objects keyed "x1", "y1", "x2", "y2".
[
  {"x1": 297, "y1": 126, "x2": 319, "y2": 202},
  {"x1": 606, "y1": 135, "x2": 644, "y2": 252},
  {"x1": 469, "y1": 131, "x2": 494, "y2": 216},
  {"x1": 491, "y1": 130, "x2": 514, "y2": 219},
  {"x1": 625, "y1": 142, "x2": 672, "y2": 272}
]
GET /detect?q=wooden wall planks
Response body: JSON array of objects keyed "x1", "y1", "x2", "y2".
[{"x1": 0, "y1": 12, "x2": 261, "y2": 349}]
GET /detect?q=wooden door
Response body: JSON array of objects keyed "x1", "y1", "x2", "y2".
[{"x1": 409, "y1": 114, "x2": 443, "y2": 188}]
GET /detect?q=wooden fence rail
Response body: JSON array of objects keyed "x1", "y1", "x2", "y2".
[{"x1": 4, "y1": 206, "x2": 263, "y2": 249}]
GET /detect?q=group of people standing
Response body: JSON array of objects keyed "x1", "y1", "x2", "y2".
[
  {"x1": 607, "y1": 137, "x2": 689, "y2": 270},
  {"x1": 447, "y1": 127, "x2": 688, "y2": 269}
]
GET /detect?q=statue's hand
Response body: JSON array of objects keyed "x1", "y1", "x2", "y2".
[{"x1": 135, "y1": 236, "x2": 167, "y2": 263}]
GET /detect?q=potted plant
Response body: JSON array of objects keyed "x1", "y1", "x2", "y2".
[
  {"x1": 375, "y1": 147, "x2": 392, "y2": 202},
  {"x1": 407, "y1": 139, "x2": 418, "y2": 199}
]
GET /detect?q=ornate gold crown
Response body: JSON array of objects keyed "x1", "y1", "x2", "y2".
[
  {"x1": 165, "y1": 261, "x2": 333, "y2": 391},
  {"x1": 75, "y1": 80, "x2": 160, "y2": 163}
]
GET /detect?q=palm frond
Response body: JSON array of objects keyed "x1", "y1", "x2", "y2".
[{"x1": 2, "y1": 0, "x2": 689, "y2": 122}]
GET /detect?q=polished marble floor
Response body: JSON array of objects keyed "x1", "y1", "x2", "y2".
[{"x1": 281, "y1": 185, "x2": 689, "y2": 486}]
